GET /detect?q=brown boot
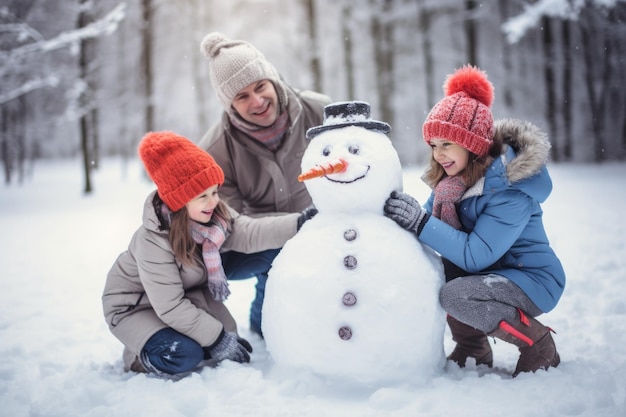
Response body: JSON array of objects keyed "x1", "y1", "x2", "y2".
[
  {"x1": 129, "y1": 355, "x2": 147, "y2": 373},
  {"x1": 489, "y1": 309, "x2": 560, "y2": 377},
  {"x1": 446, "y1": 315, "x2": 493, "y2": 368}
]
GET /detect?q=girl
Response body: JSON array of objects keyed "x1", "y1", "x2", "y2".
[
  {"x1": 102, "y1": 131, "x2": 315, "y2": 378},
  {"x1": 384, "y1": 66, "x2": 565, "y2": 377}
]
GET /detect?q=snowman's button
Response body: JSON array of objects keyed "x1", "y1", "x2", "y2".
[
  {"x1": 338, "y1": 326, "x2": 352, "y2": 340},
  {"x1": 343, "y1": 229, "x2": 358, "y2": 241},
  {"x1": 342, "y1": 292, "x2": 357, "y2": 306},
  {"x1": 343, "y1": 255, "x2": 357, "y2": 269}
]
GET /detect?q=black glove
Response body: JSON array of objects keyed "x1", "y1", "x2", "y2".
[
  {"x1": 384, "y1": 191, "x2": 429, "y2": 235},
  {"x1": 297, "y1": 205, "x2": 318, "y2": 231},
  {"x1": 204, "y1": 331, "x2": 253, "y2": 364}
]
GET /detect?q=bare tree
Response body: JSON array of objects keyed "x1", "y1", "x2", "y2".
[
  {"x1": 0, "y1": 2, "x2": 124, "y2": 185},
  {"x1": 416, "y1": 1, "x2": 457, "y2": 109},
  {"x1": 140, "y1": 0, "x2": 155, "y2": 133},
  {"x1": 0, "y1": 0, "x2": 39, "y2": 184},
  {"x1": 303, "y1": 0, "x2": 322, "y2": 93},
  {"x1": 464, "y1": 0, "x2": 478, "y2": 65},
  {"x1": 497, "y1": 0, "x2": 514, "y2": 108},
  {"x1": 560, "y1": 19, "x2": 573, "y2": 160},
  {"x1": 77, "y1": 0, "x2": 97, "y2": 193},
  {"x1": 190, "y1": 0, "x2": 212, "y2": 140},
  {"x1": 341, "y1": 4, "x2": 355, "y2": 100},
  {"x1": 370, "y1": 0, "x2": 395, "y2": 128},
  {"x1": 541, "y1": 16, "x2": 558, "y2": 161}
]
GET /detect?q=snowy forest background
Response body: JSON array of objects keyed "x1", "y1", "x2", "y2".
[{"x1": 1, "y1": 0, "x2": 625, "y2": 193}]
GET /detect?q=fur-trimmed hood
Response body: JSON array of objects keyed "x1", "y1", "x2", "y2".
[
  {"x1": 494, "y1": 118, "x2": 551, "y2": 184},
  {"x1": 463, "y1": 118, "x2": 553, "y2": 203}
]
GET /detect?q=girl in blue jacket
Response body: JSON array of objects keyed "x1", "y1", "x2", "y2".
[{"x1": 384, "y1": 66, "x2": 565, "y2": 377}]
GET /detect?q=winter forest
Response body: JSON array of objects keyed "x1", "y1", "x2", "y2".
[{"x1": 1, "y1": 0, "x2": 625, "y2": 192}]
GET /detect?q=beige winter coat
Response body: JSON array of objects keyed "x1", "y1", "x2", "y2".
[
  {"x1": 199, "y1": 86, "x2": 331, "y2": 215},
  {"x1": 102, "y1": 191, "x2": 299, "y2": 370}
]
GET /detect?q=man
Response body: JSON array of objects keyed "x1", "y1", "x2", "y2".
[{"x1": 199, "y1": 32, "x2": 331, "y2": 337}]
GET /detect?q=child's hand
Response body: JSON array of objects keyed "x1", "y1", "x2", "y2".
[
  {"x1": 384, "y1": 191, "x2": 428, "y2": 235},
  {"x1": 205, "y1": 331, "x2": 253, "y2": 364}
]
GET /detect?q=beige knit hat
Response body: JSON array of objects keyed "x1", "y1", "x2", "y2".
[{"x1": 200, "y1": 32, "x2": 288, "y2": 111}]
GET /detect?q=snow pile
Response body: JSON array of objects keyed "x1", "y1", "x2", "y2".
[{"x1": 0, "y1": 158, "x2": 625, "y2": 417}]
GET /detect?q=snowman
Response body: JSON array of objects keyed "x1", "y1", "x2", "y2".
[{"x1": 262, "y1": 101, "x2": 445, "y2": 386}]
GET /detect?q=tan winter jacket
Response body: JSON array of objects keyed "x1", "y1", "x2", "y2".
[
  {"x1": 199, "y1": 86, "x2": 331, "y2": 215},
  {"x1": 102, "y1": 191, "x2": 300, "y2": 370}
]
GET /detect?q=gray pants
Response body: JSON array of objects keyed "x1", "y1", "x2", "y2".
[{"x1": 439, "y1": 274, "x2": 543, "y2": 333}]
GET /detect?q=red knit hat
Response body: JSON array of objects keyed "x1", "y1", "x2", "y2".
[
  {"x1": 423, "y1": 65, "x2": 494, "y2": 157},
  {"x1": 138, "y1": 131, "x2": 225, "y2": 211}
]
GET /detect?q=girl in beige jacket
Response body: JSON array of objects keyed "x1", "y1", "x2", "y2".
[{"x1": 102, "y1": 131, "x2": 314, "y2": 378}]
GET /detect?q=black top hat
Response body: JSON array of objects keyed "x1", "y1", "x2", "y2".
[{"x1": 305, "y1": 101, "x2": 391, "y2": 139}]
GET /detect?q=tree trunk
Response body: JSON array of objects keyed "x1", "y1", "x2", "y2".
[
  {"x1": 580, "y1": 9, "x2": 606, "y2": 162},
  {"x1": 1, "y1": 107, "x2": 11, "y2": 185},
  {"x1": 191, "y1": 0, "x2": 211, "y2": 140},
  {"x1": 541, "y1": 16, "x2": 558, "y2": 161},
  {"x1": 141, "y1": 0, "x2": 154, "y2": 133},
  {"x1": 371, "y1": 0, "x2": 394, "y2": 127},
  {"x1": 561, "y1": 19, "x2": 573, "y2": 160},
  {"x1": 498, "y1": 0, "x2": 513, "y2": 108},
  {"x1": 603, "y1": 8, "x2": 626, "y2": 160},
  {"x1": 464, "y1": 0, "x2": 478, "y2": 65},
  {"x1": 78, "y1": 0, "x2": 93, "y2": 194},
  {"x1": 304, "y1": 0, "x2": 322, "y2": 93},
  {"x1": 342, "y1": 4, "x2": 355, "y2": 100},
  {"x1": 418, "y1": 4, "x2": 435, "y2": 109}
]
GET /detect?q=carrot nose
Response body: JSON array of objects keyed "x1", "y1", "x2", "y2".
[{"x1": 298, "y1": 159, "x2": 348, "y2": 182}]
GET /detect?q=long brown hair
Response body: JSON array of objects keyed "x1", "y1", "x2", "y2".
[
  {"x1": 156, "y1": 195, "x2": 232, "y2": 266},
  {"x1": 422, "y1": 135, "x2": 503, "y2": 189}
]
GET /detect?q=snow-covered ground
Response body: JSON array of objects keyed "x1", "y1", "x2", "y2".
[{"x1": 1, "y1": 158, "x2": 624, "y2": 417}]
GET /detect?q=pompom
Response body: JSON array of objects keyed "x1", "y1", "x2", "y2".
[
  {"x1": 200, "y1": 32, "x2": 227, "y2": 59},
  {"x1": 443, "y1": 65, "x2": 494, "y2": 108}
]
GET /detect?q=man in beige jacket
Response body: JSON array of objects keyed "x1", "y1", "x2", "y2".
[{"x1": 199, "y1": 32, "x2": 331, "y2": 336}]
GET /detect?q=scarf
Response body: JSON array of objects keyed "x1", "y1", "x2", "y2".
[
  {"x1": 189, "y1": 217, "x2": 230, "y2": 302},
  {"x1": 432, "y1": 175, "x2": 468, "y2": 230},
  {"x1": 229, "y1": 110, "x2": 290, "y2": 151}
]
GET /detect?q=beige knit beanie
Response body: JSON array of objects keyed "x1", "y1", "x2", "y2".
[{"x1": 200, "y1": 32, "x2": 288, "y2": 111}]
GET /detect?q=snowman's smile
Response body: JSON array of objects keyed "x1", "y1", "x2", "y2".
[{"x1": 325, "y1": 165, "x2": 370, "y2": 184}]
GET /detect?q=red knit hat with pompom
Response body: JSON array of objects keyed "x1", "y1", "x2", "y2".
[
  {"x1": 422, "y1": 65, "x2": 494, "y2": 157},
  {"x1": 138, "y1": 131, "x2": 224, "y2": 211}
]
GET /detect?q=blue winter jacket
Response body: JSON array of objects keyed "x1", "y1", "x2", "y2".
[{"x1": 419, "y1": 119, "x2": 566, "y2": 313}]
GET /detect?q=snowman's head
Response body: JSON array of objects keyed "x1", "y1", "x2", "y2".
[{"x1": 300, "y1": 125, "x2": 403, "y2": 214}]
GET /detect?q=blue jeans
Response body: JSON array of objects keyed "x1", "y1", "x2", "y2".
[
  {"x1": 141, "y1": 328, "x2": 204, "y2": 375},
  {"x1": 221, "y1": 248, "x2": 281, "y2": 335}
]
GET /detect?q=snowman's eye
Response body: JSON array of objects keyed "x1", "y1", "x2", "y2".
[
  {"x1": 348, "y1": 145, "x2": 360, "y2": 155},
  {"x1": 322, "y1": 146, "x2": 332, "y2": 156}
]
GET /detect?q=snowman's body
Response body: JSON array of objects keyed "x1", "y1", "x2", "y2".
[{"x1": 262, "y1": 106, "x2": 445, "y2": 386}]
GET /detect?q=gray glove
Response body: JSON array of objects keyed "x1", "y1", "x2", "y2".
[
  {"x1": 204, "y1": 331, "x2": 253, "y2": 364},
  {"x1": 297, "y1": 205, "x2": 318, "y2": 231},
  {"x1": 384, "y1": 191, "x2": 429, "y2": 235}
]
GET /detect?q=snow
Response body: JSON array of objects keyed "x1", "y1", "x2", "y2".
[
  {"x1": 1, "y1": 157, "x2": 625, "y2": 417},
  {"x1": 502, "y1": 0, "x2": 624, "y2": 43}
]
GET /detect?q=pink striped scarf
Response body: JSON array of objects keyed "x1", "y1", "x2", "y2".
[
  {"x1": 432, "y1": 175, "x2": 467, "y2": 230},
  {"x1": 189, "y1": 216, "x2": 230, "y2": 302}
]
